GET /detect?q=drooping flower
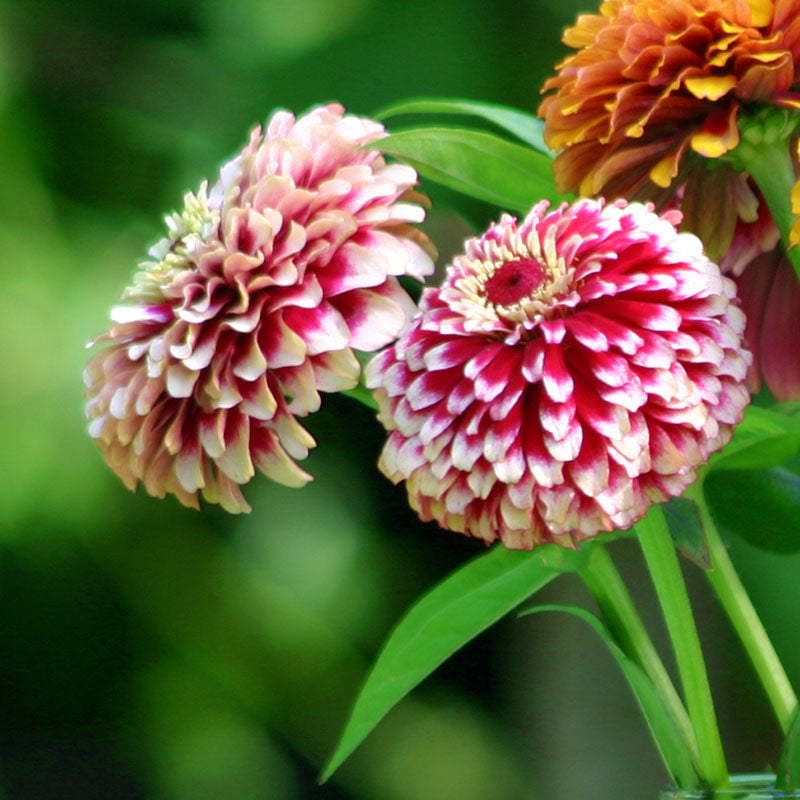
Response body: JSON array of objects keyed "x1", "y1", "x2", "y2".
[
  {"x1": 723, "y1": 247, "x2": 800, "y2": 399},
  {"x1": 367, "y1": 199, "x2": 750, "y2": 550},
  {"x1": 85, "y1": 104, "x2": 435, "y2": 513},
  {"x1": 538, "y1": 0, "x2": 800, "y2": 200}
]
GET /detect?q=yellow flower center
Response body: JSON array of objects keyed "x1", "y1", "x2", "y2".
[{"x1": 123, "y1": 183, "x2": 221, "y2": 304}]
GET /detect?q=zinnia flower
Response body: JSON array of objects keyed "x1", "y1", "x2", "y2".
[
  {"x1": 366, "y1": 199, "x2": 750, "y2": 550},
  {"x1": 538, "y1": 0, "x2": 800, "y2": 200},
  {"x1": 539, "y1": 0, "x2": 800, "y2": 400},
  {"x1": 84, "y1": 103, "x2": 435, "y2": 513}
]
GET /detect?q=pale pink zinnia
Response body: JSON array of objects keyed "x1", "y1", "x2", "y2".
[
  {"x1": 367, "y1": 199, "x2": 750, "y2": 549},
  {"x1": 84, "y1": 103, "x2": 435, "y2": 513}
]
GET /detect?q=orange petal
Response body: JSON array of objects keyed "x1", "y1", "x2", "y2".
[
  {"x1": 737, "y1": 54, "x2": 794, "y2": 100},
  {"x1": 563, "y1": 13, "x2": 609, "y2": 48}
]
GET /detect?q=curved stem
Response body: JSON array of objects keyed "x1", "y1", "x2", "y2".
[
  {"x1": 579, "y1": 543, "x2": 700, "y2": 769},
  {"x1": 688, "y1": 486, "x2": 798, "y2": 734},
  {"x1": 636, "y1": 505, "x2": 728, "y2": 789}
]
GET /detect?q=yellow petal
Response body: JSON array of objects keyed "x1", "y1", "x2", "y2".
[
  {"x1": 747, "y1": 50, "x2": 788, "y2": 64},
  {"x1": 791, "y1": 164, "x2": 800, "y2": 215},
  {"x1": 684, "y1": 75, "x2": 738, "y2": 101},
  {"x1": 746, "y1": 0, "x2": 774, "y2": 27},
  {"x1": 690, "y1": 131, "x2": 733, "y2": 158},
  {"x1": 790, "y1": 164, "x2": 800, "y2": 247},
  {"x1": 789, "y1": 216, "x2": 800, "y2": 248},
  {"x1": 649, "y1": 152, "x2": 680, "y2": 188}
]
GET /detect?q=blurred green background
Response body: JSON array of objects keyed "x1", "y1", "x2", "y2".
[{"x1": 2, "y1": 0, "x2": 800, "y2": 797}]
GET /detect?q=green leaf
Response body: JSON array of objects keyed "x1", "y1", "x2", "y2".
[
  {"x1": 703, "y1": 451, "x2": 800, "y2": 553},
  {"x1": 774, "y1": 401, "x2": 800, "y2": 419},
  {"x1": 375, "y1": 97, "x2": 554, "y2": 156},
  {"x1": 321, "y1": 542, "x2": 586, "y2": 781},
  {"x1": 518, "y1": 604, "x2": 699, "y2": 787},
  {"x1": 709, "y1": 405, "x2": 800, "y2": 472},
  {"x1": 778, "y1": 705, "x2": 800, "y2": 791},
  {"x1": 369, "y1": 127, "x2": 565, "y2": 214},
  {"x1": 662, "y1": 497, "x2": 710, "y2": 569}
]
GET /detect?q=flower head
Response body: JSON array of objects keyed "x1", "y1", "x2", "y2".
[
  {"x1": 85, "y1": 103, "x2": 435, "y2": 512},
  {"x1": 539, "y1": 0, "x2": 800, "y2": 199},
  {"x1": 367, "y1": 199, "x2": 750, "y2": 549}
]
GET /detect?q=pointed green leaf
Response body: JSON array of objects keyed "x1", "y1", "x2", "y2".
[
  {"x1": 519, "y1": 604, "x2": 699, "y2": 787},
  {"x1": 321, "y1": 543, "x2": 587, "y2": 781},
  {"x1": 375, "y1": 97, "x2": 554, "y2": 156},
  {"x1": 369, "y1": 127, "x2": 565, "y2": 214},
  {"x1": 709, "y1": 405, "x2": 800, "y2": 472},
  {"x1": 778, "y1": 705, "x2": 800, "y2": 790}
]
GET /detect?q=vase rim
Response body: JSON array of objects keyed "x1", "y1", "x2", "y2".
[{"x1": 660, "y1": 774, "x2": 800, "y2": 799}]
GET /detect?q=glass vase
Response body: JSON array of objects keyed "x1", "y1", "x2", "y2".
[{"x1": 660, "y1": 775, "x2": 800, "y2": 799}]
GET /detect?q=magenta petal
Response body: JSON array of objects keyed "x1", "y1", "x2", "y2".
[
  {"x1": 473, "y1": 347, "x2": 522, "y2": 402},
  {"x1": 334, "y1": 280, "x2": 411, "y2": 351},
  {"x1": 407, "y1": 368, "x2": 461, "y2": 411},
  {"x1": 317, "y1": 242, "x2": 390, "y2": 295},
  {"x1": 424, "y1": 337, "x2": 485, "y2": 371},
  {"x1": 542, "y1": 344, "x2": 574, "y2": 402},
  {"x1": 365, "y1": 198, "x2": 750, "y2": 550},
  {"x1": 283, "y1": 301, "x2": 350, "y2": 355}
]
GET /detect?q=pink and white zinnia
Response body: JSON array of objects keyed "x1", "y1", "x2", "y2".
[
  {"x1": 367, "y1": 199, "x2": 751, "y2": 549},
  {"x1": 85, "y1": 104, "x2": 434, "y2": 513}
]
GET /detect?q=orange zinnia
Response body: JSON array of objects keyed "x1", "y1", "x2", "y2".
[
  {"x1": 540, "y1": 0, "x2": 800, "y2": 399},
  {"x1": 539, "y1": 0, "x2": 800, "y2": 200}
]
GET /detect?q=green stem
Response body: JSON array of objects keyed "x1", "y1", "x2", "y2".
[
  {"x1": 636, "y1": 505, "x2": 728, "y2": 788},
  {"x1": 742, "y1": 138, "x2": 800, "y2": 280},
  {"x1": 579, "y1": 543, "x2": 700, "y2": 769},
  {"x1": 688, "y1": 485, "x2": 798, "y2": 734}
]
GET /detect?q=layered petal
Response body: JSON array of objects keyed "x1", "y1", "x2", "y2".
[
  {"x1": 539, "y1": 0, "x2": 800, "y2": 199},
  {"x1": 85, "y1": 104, "x2": 435, "y2": 512},
  {"x1": 367, "y1": 199, "x2": 750, "y2": 550}
]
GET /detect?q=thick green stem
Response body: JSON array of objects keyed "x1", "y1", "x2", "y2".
[
  {"x1": 688, "y1": 486, "x2": 798, "y2": 734},
  {"x1": 743, "y1": 139, "x2": 800, "y2": 280},
  {"x1": 579, "y1": 543, "x2": 700, "y2": 769},
  {"x1": 636, "y1": 505, "x2": 728, "y2": 788}
]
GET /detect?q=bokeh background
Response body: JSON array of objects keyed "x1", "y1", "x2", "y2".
[{"x1": 3, "y1": 0, "x2": 800, "y2": 797}]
